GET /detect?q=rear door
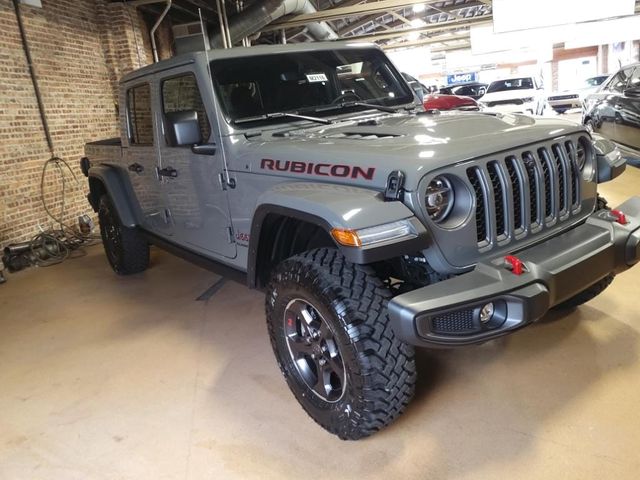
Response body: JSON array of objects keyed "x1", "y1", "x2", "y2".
[
  {"x1": 614, "y1": 66, "x2": 640, "y2": 151},
  {"x1": 122, "y1": 82, "x2": 172, "y2": 236},
  {"x1": 157, "y1": 69, "x2": 236, "y2": 258}
]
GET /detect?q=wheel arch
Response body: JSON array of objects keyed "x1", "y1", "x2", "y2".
[
  {"x1": 248, "y1": 205, "x2": 337, "y2": 289},
  {"x1": 247, "y1": 183, "x2": 430, "y2": 289},
  {"x1": 87, "y1": 164, "x2": 138, "y2": 228}
]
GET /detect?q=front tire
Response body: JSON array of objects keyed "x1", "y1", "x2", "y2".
[
  {"x1": 98, "y1": 195, "x2": 149, "y2": 275},
  {"x1": 266, "y1": 248, "x2": 416, "y2": 440},
  {"x1": 554, "y1": 195, "x2": 613, "y2": 309}
]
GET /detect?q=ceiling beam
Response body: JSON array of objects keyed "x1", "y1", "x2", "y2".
[
  {"x1": 263, "y1": 0, "x2": 438, "y2": 31},
  {"x1": 345, "y1": 16, "x2": 490, "y2": 43},
  {"x1": 338, "y1": 1, "x2": 487, "y2": 36}
]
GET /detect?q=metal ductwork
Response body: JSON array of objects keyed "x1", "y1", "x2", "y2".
[{"x1": 211, "y1": 0, "x2": 338, "y2": 48}]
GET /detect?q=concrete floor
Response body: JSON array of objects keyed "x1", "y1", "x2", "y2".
[{"x1": 1, "y1": 168, "x2": 640, "y2": 480}]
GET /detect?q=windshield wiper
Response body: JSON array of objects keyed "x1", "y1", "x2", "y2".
[
  {"x1": 310, "y1": 101, "x2": 399, "y2": 114},
  {"x1": 234, "y1": 111, "x2": 332, "y2": 125}
]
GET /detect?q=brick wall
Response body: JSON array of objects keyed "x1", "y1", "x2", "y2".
[{"x1": 0, "y1": 0, "x2": 163, "y2": 245}]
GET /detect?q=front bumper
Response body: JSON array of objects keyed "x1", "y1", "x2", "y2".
[
  {"x1": 548, "y1": 98, "x2": 581, "y2": 111},
  {"x1": 484, "y1": 102, "x2": 536, "y2": 115},
  {"x1": 389, "y1": 197, "x2": 640, "y2": 347}
]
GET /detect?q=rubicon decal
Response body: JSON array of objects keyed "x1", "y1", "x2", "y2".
[{"x1": 261, "y1": 159, "x2": 375, "y2": 180}]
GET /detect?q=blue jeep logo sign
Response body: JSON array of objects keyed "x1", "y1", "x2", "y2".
[{"x1": 447, "y1": 72, "x2": 478, "y2": 85}]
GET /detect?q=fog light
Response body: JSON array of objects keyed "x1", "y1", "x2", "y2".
[{"x1": 479, "y1": 302, "x2": 495, "y2": 324}]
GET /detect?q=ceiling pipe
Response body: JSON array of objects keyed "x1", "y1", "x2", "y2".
[
  {"x1": 210, "y1": 0, "x2": 338, "y2": 48},
  {"x1": 151, "y1": 0, "x2": 172, "y2": 62}
]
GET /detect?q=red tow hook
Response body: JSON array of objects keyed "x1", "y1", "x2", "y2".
[
  {"x1": 610, "y1": 209, "x2": 628, "y2": 225},
  {"x1": 504, "y1": 255, "x2": 525, "y2": 275}
]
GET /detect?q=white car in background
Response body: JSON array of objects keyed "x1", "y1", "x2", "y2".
[
  {"x1": 479, "y1": 76, "x2": 546, "y2": 115},
  {"x1": 547, "y1": 75, "x2": 610, "y2": 114}
]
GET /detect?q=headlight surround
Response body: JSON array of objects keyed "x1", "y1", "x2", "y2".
[{"x1": 425, "y1": 176, "x2": 454, "y2": 223}]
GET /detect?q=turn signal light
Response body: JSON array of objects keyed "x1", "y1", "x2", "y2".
[{"x1": 331, "y1": 228, "x2": 362, "y2": 247}]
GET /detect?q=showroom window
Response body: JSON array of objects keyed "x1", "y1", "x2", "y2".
[
  {"x1": 126, "y1": 83, "x2": 154, "y2": 146},
  {"x1": 162, "y1": 74, "x2": 211, "y2": 144}
]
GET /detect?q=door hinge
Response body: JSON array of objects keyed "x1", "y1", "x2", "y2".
[
  {"x1": 163, "y1": 208, "x2": 172, "y2": 224},
  {"x1": 226, "y1": 226, "x2": 235, "y2": 244}
]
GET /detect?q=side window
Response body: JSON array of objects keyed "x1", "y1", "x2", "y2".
[
  {"x1": 606, "y1": 68, "x2": 633, "y2": 93},
  {"x1": 162, "y1": 74, "x2": 211, "y2": 144},
  {"x1": 127, "y1": 84, "x2": 154, "y2": 146}
]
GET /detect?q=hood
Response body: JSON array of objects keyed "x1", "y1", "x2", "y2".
[
  {"x1": 234, "y1": 111, "x2": 585, "y2": 191},
  {"x1": 480, "y1": 89, "x2": 538, "y2": 102}
]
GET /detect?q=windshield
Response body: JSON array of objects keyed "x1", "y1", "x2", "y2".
[
  {"x1": 583, "y1": 76, "x2": 608, "y2": 88},
  {"x1": 487, "y1": 78, "x2": 534, "y2": 93},
  {"x1": 211, "y1": 48, "x2": 414, "y2": 126}
]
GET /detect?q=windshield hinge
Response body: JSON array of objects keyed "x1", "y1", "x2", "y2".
[{"x1": 384, "y1": 170, "x2": 405, "y2": 201}]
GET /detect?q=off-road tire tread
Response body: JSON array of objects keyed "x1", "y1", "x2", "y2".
[
  {"x1": 98, "y1": 195, "x2": 149, "y2": 275},
  {"x1": 266, "y1": 247, "x2": 416, "y2": 440},
  {"x1": 555, "y1": 274, "x2": 615, "y2": 310}
]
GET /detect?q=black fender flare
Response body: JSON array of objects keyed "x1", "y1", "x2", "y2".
[
  {"x1": 87, "y1": 164, "x2": 139, "y2": 228},
  {"x1": 247, "y1": 204, "x2": 429, "y2": 289}
]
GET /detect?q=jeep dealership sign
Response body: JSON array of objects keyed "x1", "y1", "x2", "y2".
[{"x1": 447, "y1": 72, "x2": 478, "y2": 85}]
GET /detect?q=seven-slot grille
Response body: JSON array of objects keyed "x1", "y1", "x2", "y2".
[{"x1": 467, "y1": 139, "x2": 583, "y2": 247}]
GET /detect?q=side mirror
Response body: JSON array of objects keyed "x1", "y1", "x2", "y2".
[
  {"x1": 624, "y1": 86, "x2": 640, "y2": 98},
  {"x1": 165, "y1": 110, "x2": 202, "y2": 147}
]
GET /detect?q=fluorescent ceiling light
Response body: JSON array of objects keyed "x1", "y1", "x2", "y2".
[
  {"x1": 410, "y1": 18, "x2": 427, "y2": 28},
  {"x1": 412, "y1": 3, "x2": 426, "y2": 13}
]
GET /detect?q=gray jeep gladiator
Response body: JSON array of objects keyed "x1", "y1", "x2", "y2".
[{"x1": 82, "y1": 42, "x2": 640, "y2": 440}]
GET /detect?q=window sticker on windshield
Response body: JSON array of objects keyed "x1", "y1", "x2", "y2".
[{"x1": 306, "y1": 73, "x2": 328, "y2": 83}]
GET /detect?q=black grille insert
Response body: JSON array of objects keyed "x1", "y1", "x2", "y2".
[
  {"x1": 467, "y1": 167, "x2": 488, "y2": 244},
  {"x1": 431, "y1": 310, "x2": 476, "y2": 334}
]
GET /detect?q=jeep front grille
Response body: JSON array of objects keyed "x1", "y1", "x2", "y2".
[{"x1": 467, "y1": 140, "x2": 582, "y2": 247}]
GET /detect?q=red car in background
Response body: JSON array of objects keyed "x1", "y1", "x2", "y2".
[{"x1": 423, "y1": 94, "x2": 480, "y2": 111}]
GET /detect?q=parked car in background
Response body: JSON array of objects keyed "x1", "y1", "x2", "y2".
[
  {"x1": 547, "y1": 75, "x2": 610, "y2": 114},
  {"x1": 439, "y1": 82, "x2": 488, "y2": 100},
  {"x1": 583, "y1": 63, "x2": 640, "y2": 161},
  {"x1": 479, "y1": 76, "x2": 546, "y2": 115},
  {"x1": 423, "y1": 93, "x2": 480, "y2": 111}
]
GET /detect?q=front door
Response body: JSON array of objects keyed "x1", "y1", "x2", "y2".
[
  {"x1": 592, "y1": 67, "x2": 634, "y2": 143},
  {"x1": 614, "y1": 66, "x2": 640, "y2": 152},
  {"x1": 122, "y1": 81, "x2": 172, "y2": 236},
  {"x1": 157, "y1": 70, "x2": 236, "y2": 259}
]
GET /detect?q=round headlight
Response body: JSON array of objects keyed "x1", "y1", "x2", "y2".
[{"x1": 426, "y1": 176, "x2": 454, "y2": 223}]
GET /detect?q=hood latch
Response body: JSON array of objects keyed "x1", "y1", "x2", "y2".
[{"x1": 384, "y1": 170, "x2": 405, "y2": 201}]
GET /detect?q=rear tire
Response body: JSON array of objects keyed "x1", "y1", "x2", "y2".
[
  {"x1": 266, "y1": 248, "x2": 416, "y2": 440},
  {"x1": 98, "y1": 195, "x2": 149, "y2": 275}
]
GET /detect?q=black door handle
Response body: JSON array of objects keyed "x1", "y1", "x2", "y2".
[
  {"x1": 157, "y1": 166, "x2": 178, "y2": 178},
  {"x1": 128, "y1": 162, "x2": 144, "y2": 174}
]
